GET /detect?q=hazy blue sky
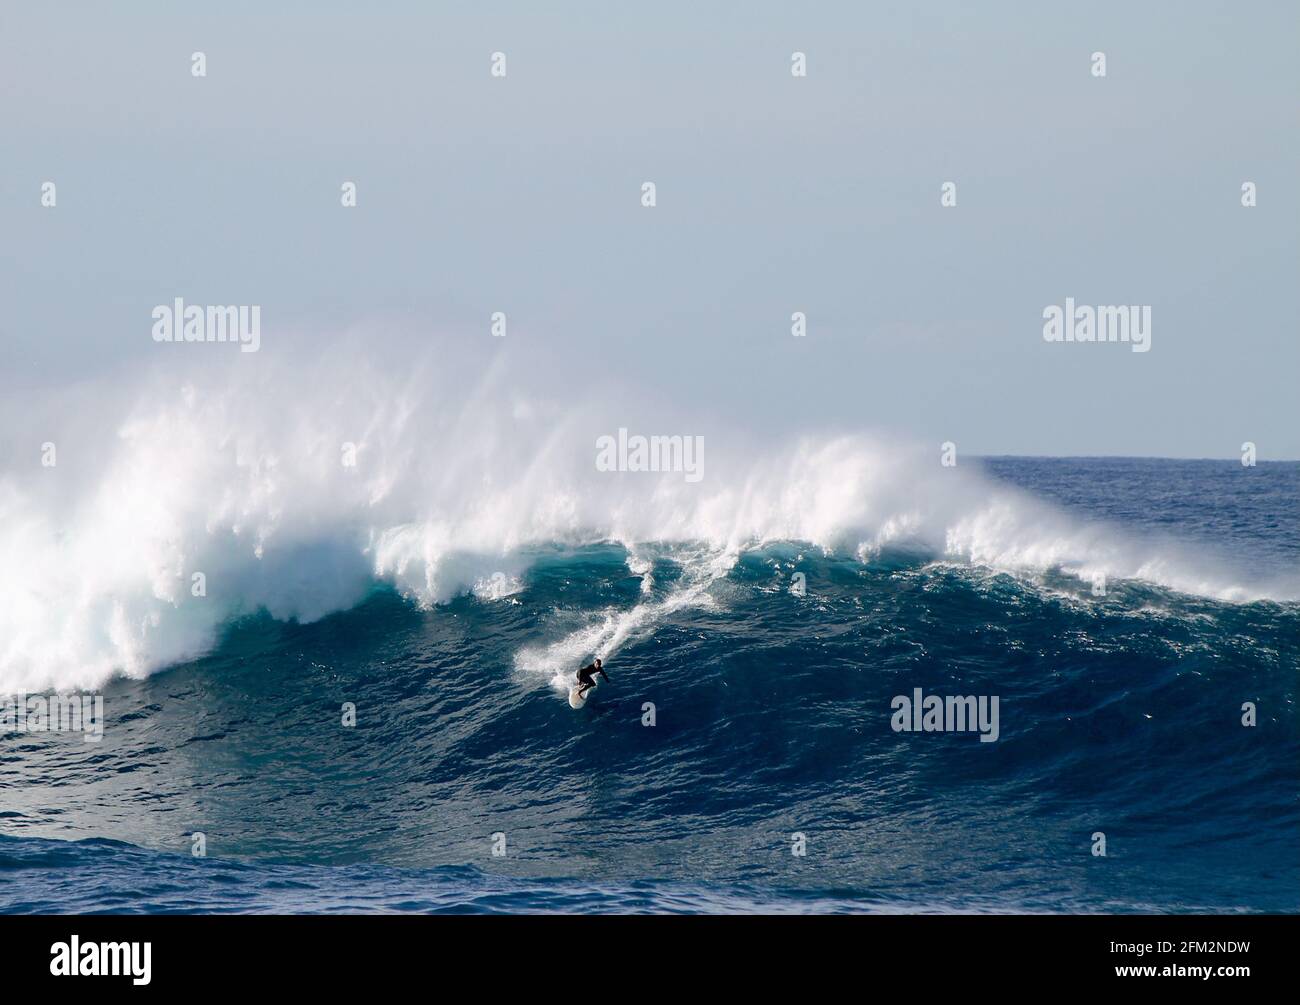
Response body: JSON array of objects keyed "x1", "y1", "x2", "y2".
[{"x1": 2, "y1": 1, "x2": 1297, "y2": 456}]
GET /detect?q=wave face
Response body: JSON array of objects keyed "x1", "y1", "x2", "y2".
[
  {"x1": 1, "y1": 347, "x2": 1296, "y2": 695},
  {"x1": 2, "y1": 453, "x2": 1298, "y2": 913}
]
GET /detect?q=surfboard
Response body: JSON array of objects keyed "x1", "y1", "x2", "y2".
[{"x1": 568, "y1": 681, "x2": 594, "y2": 708}]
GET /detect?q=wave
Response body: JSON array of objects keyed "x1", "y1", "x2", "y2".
[{"x1": 1, "y1": 338, "x2": 1293, "y2": 694}]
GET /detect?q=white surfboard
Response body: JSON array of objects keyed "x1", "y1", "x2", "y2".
[{"x1": 568, "y1": 681, "x2": 594, "y2": 708}]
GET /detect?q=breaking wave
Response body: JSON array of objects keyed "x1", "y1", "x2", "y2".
[{"x1": 1, "y1": 336, "x2": 1293, "y2": 694}]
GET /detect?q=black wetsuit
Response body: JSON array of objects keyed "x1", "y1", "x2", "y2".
[{"x1": 576, "y1": 662, "x2": 608, "y2": 693}]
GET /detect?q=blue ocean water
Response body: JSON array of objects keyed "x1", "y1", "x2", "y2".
[{"x1": 2, "y1": 458, "x2": 1297, "y2": 914}]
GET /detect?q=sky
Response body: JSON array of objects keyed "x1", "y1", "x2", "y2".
[{"x1": 1, "y1": 0, "x2": 1297, "y2": 457}]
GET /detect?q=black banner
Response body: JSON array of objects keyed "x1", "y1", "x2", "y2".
[{"x1": 1, "y1": 914, "x2": 1287, "y2": 989}]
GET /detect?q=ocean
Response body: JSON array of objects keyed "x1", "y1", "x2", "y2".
[{"x1": 1, "y1": 452, "x2": 1296, "y2": 914}]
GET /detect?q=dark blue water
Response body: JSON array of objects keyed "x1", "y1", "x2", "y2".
[{"x1": 2, "y1": 459, "x2": 1297, "y2": 913}]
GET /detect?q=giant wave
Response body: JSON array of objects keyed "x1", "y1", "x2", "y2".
[{"x1": 2, "y1": 336, "x2": 1293, "y2": 695}]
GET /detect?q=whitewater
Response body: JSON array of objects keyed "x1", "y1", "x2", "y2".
[{"x1": 1, "y1": 337, "x2": 1294, "y2": 696}]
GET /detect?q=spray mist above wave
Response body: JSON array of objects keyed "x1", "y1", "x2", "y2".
[{"x1": 0, "y1": 338, "x2": 1289, "y2": 694}]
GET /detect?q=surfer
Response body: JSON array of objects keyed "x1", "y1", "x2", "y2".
[{"x1": 575, "y1": 658, "x2": 608, "y2": 699}]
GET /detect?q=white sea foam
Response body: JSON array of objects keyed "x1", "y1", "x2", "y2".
[{"x1": 0, "y1": 337, "x2": 1290, "y2": 694}]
